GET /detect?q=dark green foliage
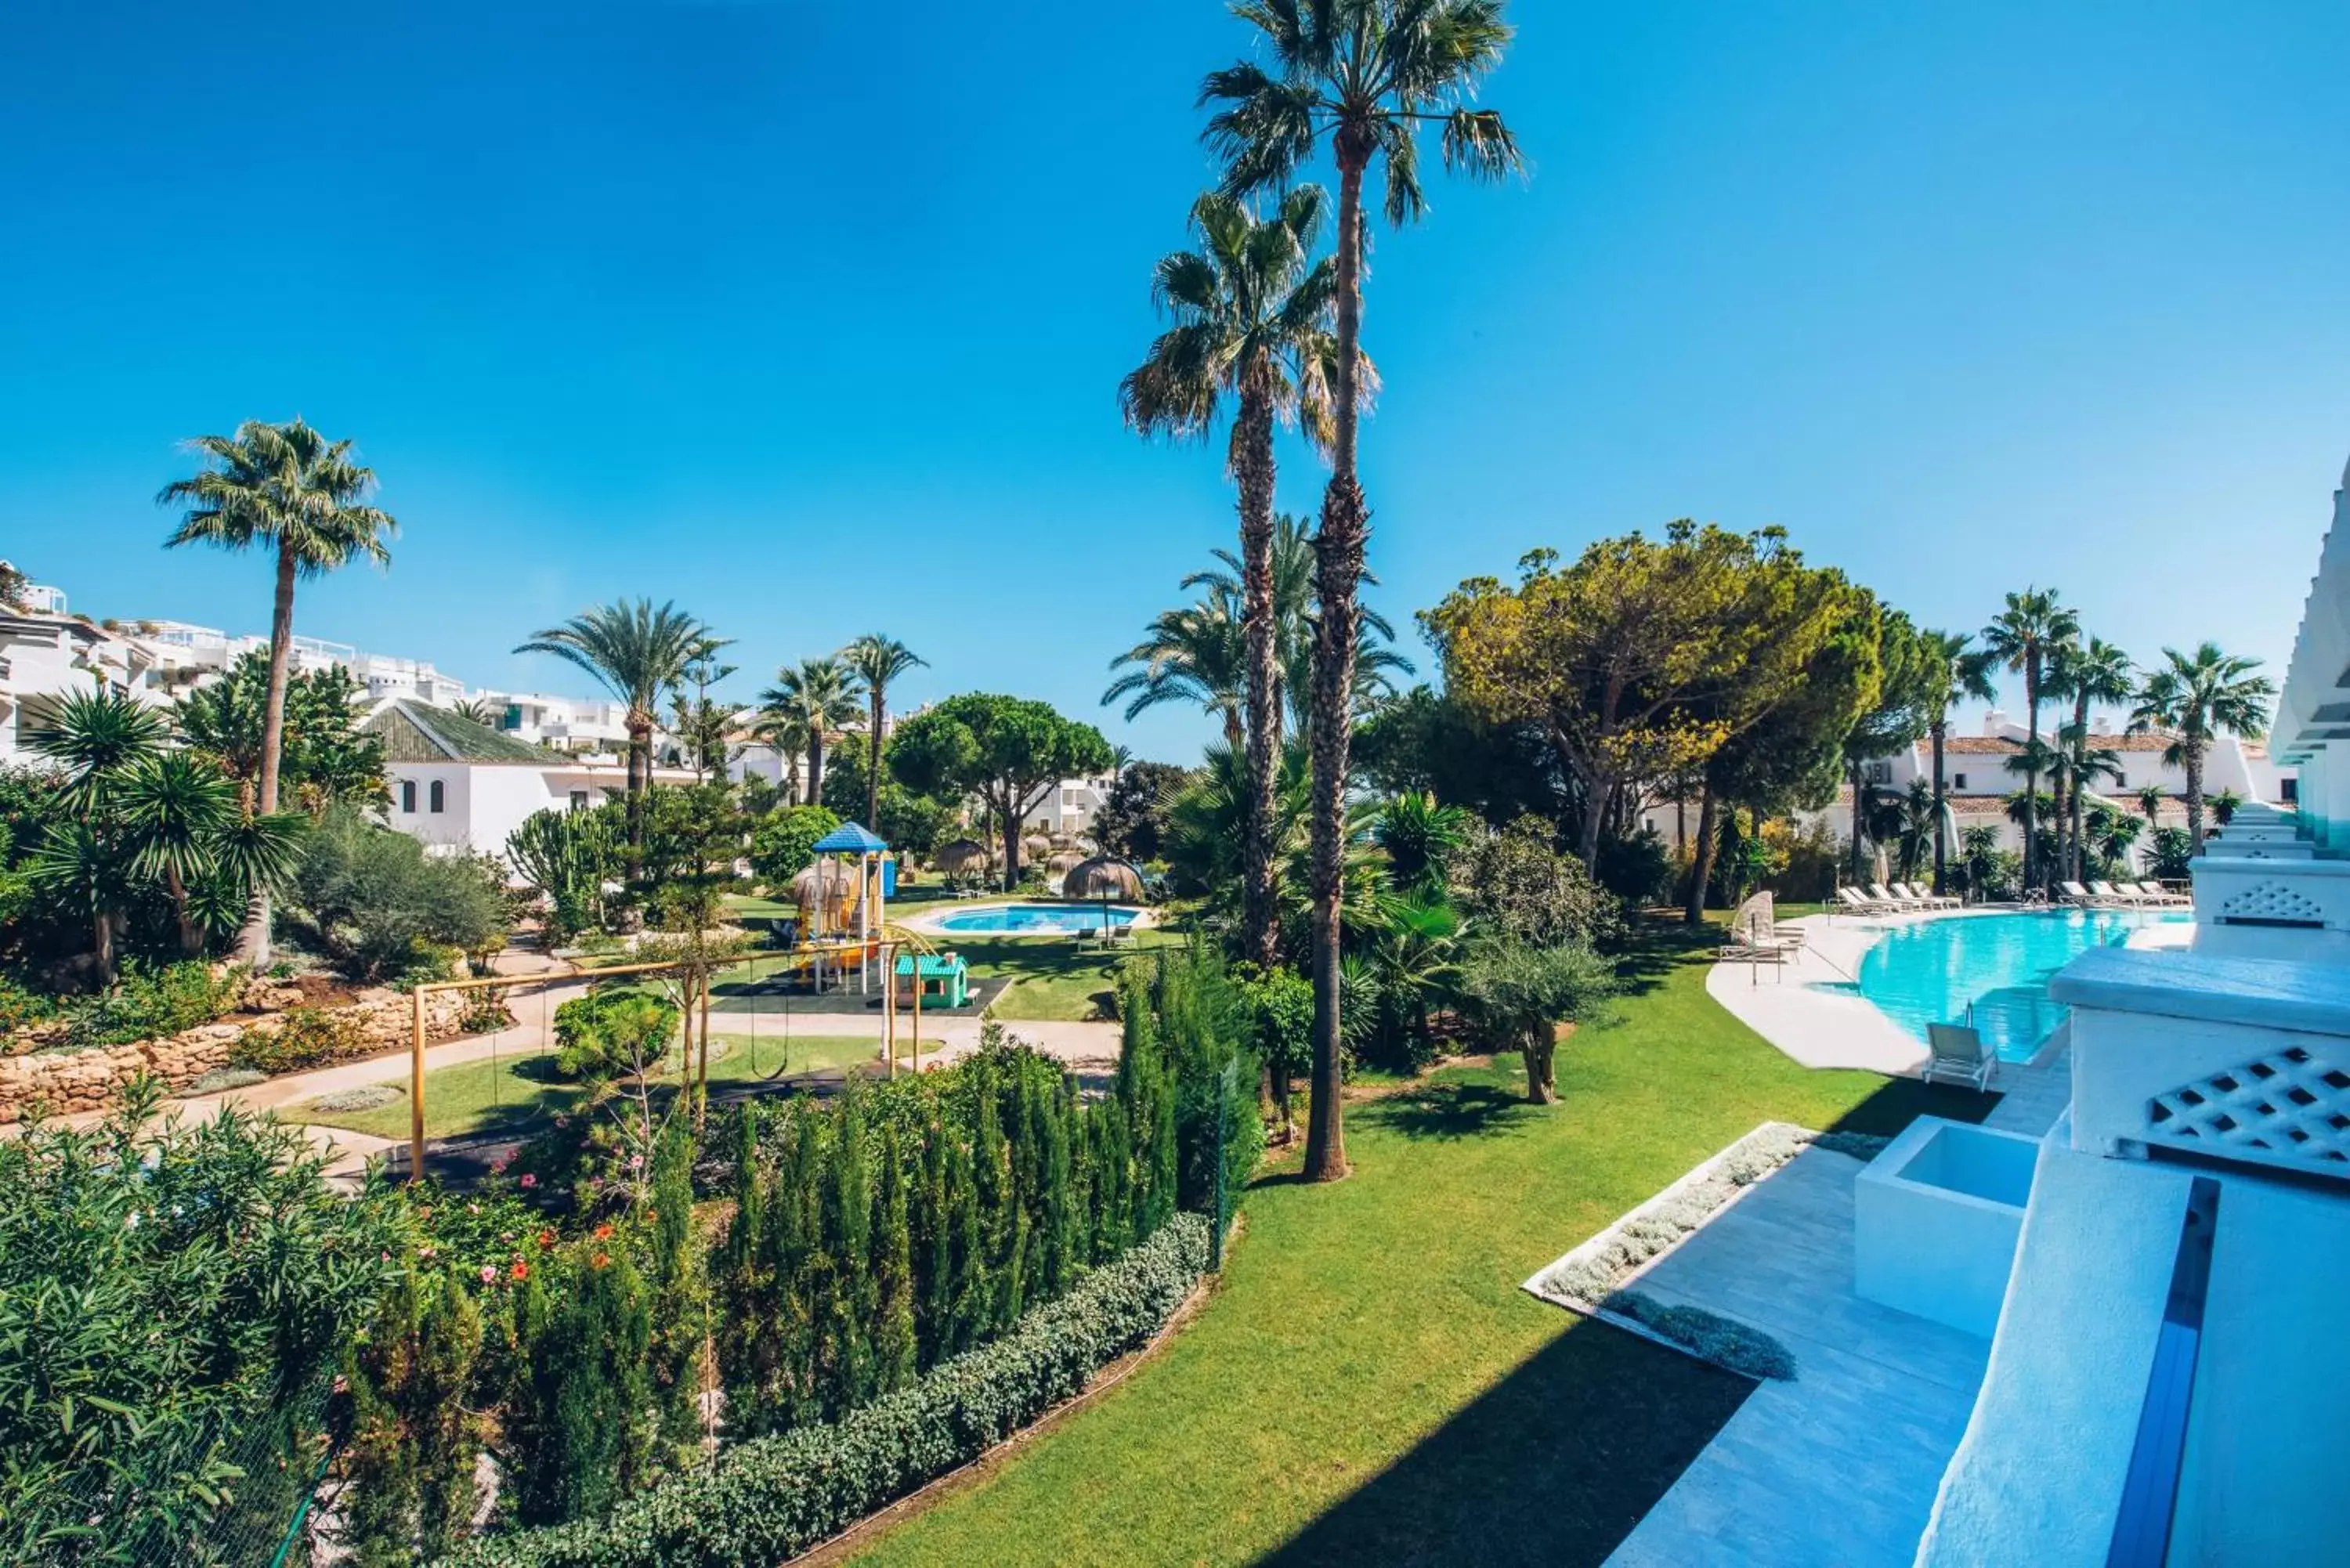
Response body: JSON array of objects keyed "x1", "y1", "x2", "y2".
[
  {"x1": 176, "y1": 646, "x2": 389, "y2": 812},
  {"x1": 0, "y1": 1078, "x2": 406, "y2": 1563},
  {"x1": 645, "y1": 1115, "x2": 706, "y2": 1468},
  {"x1": 550, "y1": 988, "x2": 682, "y2": 1085},
  {"x1": 1452, "y1": 815, "x2": 1622, "y2": 947},
  {"x1": 1092, "y1": 759, "x2": 1191, "y2": 862},
  {"x1": 747, "y1": 803, "x2": 841, "y2": 887},
  {"x1": 2148, "y1": 826, "x2": 2193, "y2": 880},
  {"x1": 54, "y1": 956, "x2": 244, "y2": 1047},
  {"x1": 446, "y1": 1216, "x2": 1211, "y2": 1568},
  {"x1": 873, "y1": 1122, "x2": 919, "y2": 1392},
  {"x1": 510, "y1": 1246, "x2": 656, "y2": 1526},
  {"x1": 290, "y1": 805, "x2": 508, "y2": 979},
  {"x1": 339, "y1": 1270, "x2": 487, "y2": 1566}
]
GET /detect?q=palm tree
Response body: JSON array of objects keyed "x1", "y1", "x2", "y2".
[
  {"x1": 21, "y1": 688, "x2": 169, "y2": 811},
  {"x1": 841, "y1": 634, "x2": 926, "y2": 831},
  {"x1": 750, "y1": 709, "x2": 808, "y2": 803},
  {"x1": 1369, "y1": 790, "x2": 1470, "y2": 901},
  {"x1": 2129, "y1": 643, "x2": 2276, "y2": 851},
  {"x1": 2208, "y1": 788, "x2": 2244, "y2": 827},
  {"x1": 159, "y1": 418, "x2": 395, "y2": 963},
  {"x1": 1979, "y1": 589, "x2": 2080, "y2": 894},
  {"x1": 1105, "y1": 591, "x2": 1251, "y2": 746},
  {"x1": 2046, "y1": 728, "x2": 2124, "y2": 876},
  {"x1": 2001, "y1": 737, "x2": 2065, "y2": 886},
  {"x1": 114, "y1": 751, "x2": 237, "y2": 956},
  {"x1": 1123, "y1": 187, "x2": 1351, "y2": 972},
  {"x1": 758, "y1": 656, "x2": 864, "y2": 809},
  {"x1": 1204, "y1": 0, "x2": 1523, "y2": 1183},
  {"x1": 1180, "y1": 513, "x2": 1414, "y2": 736},
  {"x1": 1918, "y1": 630, "x2": 1998, "y2": 894},
  {"x1": 516, "y1": 599, "x2": 714, "y2": 873},
  {"x1": 2047, "y1": 636, "x2": 2135, "y2": 881},
  {"x1": 2135, "y1": 781, "x2": 2167, "y2": 826},
  {"x1": 2088, "y1": 806, "x2": 2143, "y2": 876},
  {"x1": 450, "y1": 697, "x2": 502, "y2": 728}
]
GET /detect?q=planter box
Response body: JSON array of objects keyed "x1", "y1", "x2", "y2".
[{"x1": 1856, "y1": 1116, "x2": 2037, "y2": 1336}]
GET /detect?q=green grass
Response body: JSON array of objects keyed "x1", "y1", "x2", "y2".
[
  {"x1": 286, "y1": 1033, "x2": 896, "y2": 1143},
  {"x1": 851, "y1": 922, "x2": 1992, "y2": 1567},
  {"x1": 948, "y1": 929, "x2": 1188, "y2": 1021}
]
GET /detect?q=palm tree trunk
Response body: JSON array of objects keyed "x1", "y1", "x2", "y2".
[
  {"x1": 625, "y1": 715, "x2": 649, "y2": 883},
  {"x1": 2185, "y1": 745, "x2": 2206, "y2": 850},
  {"x1": 1000, "y1": 797, "x2": 1022, "y2": 892},
  {"x1": 867, "y1": 692, "x2": 885, "y2": 831},
  {"x1": 1237, "y1": 385, "x2": 1282, "y2": 974},
  {"x1": 1303, "y1": 147, "x2": 1372, "y2": 1185},
  {"x1": 93, "y1": 907, "x2": 116, "y2": 988},
  {"x1": 1931, "y1": 721, "x2": 1949, "y2": 894},
  {"x1": 1683, "y1": 783, "x2": 1719, "y2": 925},
  {"x1": 230, "y1": 546, "x2": 301, "y2": 967},
  {"x1": 808, "y1": 734, "x2": 825, "y2": 811},
  {"x1": 166, "y1": 865, "x2": 201, "y2": 958}
]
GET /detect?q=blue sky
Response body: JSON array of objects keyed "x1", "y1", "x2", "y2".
[{"x1": 5, "y1": 2, "x2": 2348, "y2": 761}]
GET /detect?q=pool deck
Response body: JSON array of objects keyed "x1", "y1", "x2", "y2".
[{"x1": 1706, "y1": 909, "x2": 1956, "y2": 1075}]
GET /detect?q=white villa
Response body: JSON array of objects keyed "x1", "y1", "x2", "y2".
[
  {"x1": 362, "y1": 698, "x2": 689, "y2": 862},
  {"x1": 1023, "y1": 772, "x2": 1115, "y2": 837}
]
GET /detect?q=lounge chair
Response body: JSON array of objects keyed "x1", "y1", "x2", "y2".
[
  {"x1": 1893, "y1": 882, "x2": 1958, "y2": 911},
  {"x1": 1836, "y1": 886, "x2": 1898, "y2": 916},
  {"x1": 1742, "y1": 910, "x2": 1806, "y2": 952},
  {"x1": 1867, "y1": 883, "x2": 1924, "y2": 912},
  {"x1": 1924, "y1": 1022, "x2": 1998, "y2": 1093},
  {"x1": 2089, "y1": 880, "x2": 2156, "y2": 908},
  {"x1": 2058, "y1": 880, "x2": 2106, "y2": 909},
  {"x1": 1718, "y1": 938, "x2": 1792, "y2": 982},
  {"x1": 2135, "y1": 880, "x2": 2192, "y2": 908}
]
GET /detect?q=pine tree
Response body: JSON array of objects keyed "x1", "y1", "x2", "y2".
[{"x1": 873, "y1": 1121, "x2": 918, "y2": 1393}]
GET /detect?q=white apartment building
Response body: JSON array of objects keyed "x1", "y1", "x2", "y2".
[
  {"x1": 1024, "y1": 774, "x2": 1115, "y2": 837},
  {"x1": 468, "y1": 689, "x2": 634, "y2": 758}
]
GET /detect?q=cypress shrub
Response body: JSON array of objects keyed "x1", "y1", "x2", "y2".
[
  {"x1": 872, "y1": 1122, "x2": 917, "y2": 1393},
  {"x1": 339, "y1": 1268, "x2": 486, "y2": 1566},
  {"x1": 508, "y1": 1246, "x2": 655, "y2": 1526}
]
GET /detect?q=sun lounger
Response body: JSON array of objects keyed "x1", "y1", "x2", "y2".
[
  {"x1": 1924, "y1": 1022, "x2": 1998, "y2": 1093},
  {"x1": 2059, "y1": 881, "x2": 2106, "y2": 909},
  {"x1": 1893, "y1": 883, "x2": 1958, "y2": 911},
  {"x1": 1836, "y1": 886, "x2": 1899, "y2": 916},
  {"x1": 1867, "y1": 883, "x2": 1925, "y2": 912},
  {"x1": 2135, "y1": 880, "x2": 2192, "y2": 908},
  {"x1": 2089, "y1": 880, "x2": 2156, "y2": 908}
]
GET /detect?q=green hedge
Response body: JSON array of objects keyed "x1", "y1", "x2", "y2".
[{"x1": 453, "y1": 1213, "x2": 1210, "y2": 1568}]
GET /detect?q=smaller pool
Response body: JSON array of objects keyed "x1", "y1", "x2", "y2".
[{"x1": 934, "y1": 901, "x2": 1141, "y2": 935}]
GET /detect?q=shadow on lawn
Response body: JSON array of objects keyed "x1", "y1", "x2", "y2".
[
  {"x1": 1258, "y1": 1317, "x2": 1754, "y2": 1567},
  {"x1": 1355, "y1": 1081, "x2": 1537, "y2": 1143},
  {"x1": 1607, "y1": 915, "x2": 1723, "y2": 998}
]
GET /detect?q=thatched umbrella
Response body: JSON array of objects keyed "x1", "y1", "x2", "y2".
[
  {"x1": 1063, "y1": 855, "x2": 1144, "y2": 934},
  {"x1": 790, "y1": 860, "x2": 862, "y2": 927},
  {"x1": 1046, "y1": 850, "x2": 1086, "y2": 876},
  {"x1": 1021, "y1": 833, "x2": 1051, "y2": 862},
  {"x1": 935, "y1": 839, "x2": 989, "y2": 877}
]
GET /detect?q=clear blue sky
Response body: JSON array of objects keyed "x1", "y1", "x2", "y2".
[{"x1": 6, "y1": 2, "x2": 2347, "y2": 761}]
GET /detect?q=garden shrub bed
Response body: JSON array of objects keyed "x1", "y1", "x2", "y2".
[{"x1": 450, "y1": 1214, "x2": 1212, "y2": 1568}]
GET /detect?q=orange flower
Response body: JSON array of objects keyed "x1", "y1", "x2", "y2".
[
  {"x1": 510, "y1": 1261, "x2": 530, "y2": 1281},
  {"x1": 537, "y1": 1229, "x2": 557, "y2": 1249},
  {"x1": 594, "y1": 1223, "x2": 614, "y2": 1241},
  {"x1": 643, "y1": 1208, "x2": 657, "y2": 1222},
  {"x1": 591, "y1": 1252, "x2": 611, "y2": 1270}
]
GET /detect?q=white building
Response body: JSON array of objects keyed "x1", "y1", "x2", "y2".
[
  {"x1": 466, "y1": 689, "x2": 634, "y2": 758},
  {"x1": 1023, "y1": 774, "x2": 1115, "y2": 837},
  {"x1": 0, "y1": 607, "x2": 112, "y2": 764},
  {"x1": 363, "y1": 698, "x2": 689, "y2": 865}
]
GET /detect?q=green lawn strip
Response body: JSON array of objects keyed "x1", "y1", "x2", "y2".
[
  {"x1": 946, "y1": 929, "x2": 1187, "y2": 1021},
  {"x1": 851, "y1": 923, "x2": 1990, "y2": 1567},
  {"x1": 285, "y1": 1034, "x2": 898, "y2": 1143}
]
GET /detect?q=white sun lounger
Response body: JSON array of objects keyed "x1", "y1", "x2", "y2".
[
  {"x1": 1868, "y1": 883, "x2": 1925, "y2": 912},
  {"x1": 1893, "y1": 882, "x2": 1959, "y2": 911},
  {"x1": 2089, "y1": 880, "x2": 2156, "y2": 908},
  {"x1": 2059, "y1": 881, "x2": 2106, "y2": 909},
  {"x1": 2135, "y1": 880, "x2": 2192, "y2": 908},
  {"x1": 1924, "y1": 1022, "x2": 1998, "y2": 1093}
]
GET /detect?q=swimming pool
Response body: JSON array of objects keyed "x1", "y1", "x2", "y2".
[
  {"x1": 932, "y1": 901, "x2": 1141, "y2": 935},
  {"x1": 1855, "y1": 909, "x2": 2189, "y2": 1063}
]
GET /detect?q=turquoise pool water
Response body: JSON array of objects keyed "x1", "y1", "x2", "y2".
[
  {"x1": 1855, "y1": 909, "x2": 2189, "y2": 1063},
  {"x1": 935, "y1": 901, "x2": 1140, "y2": 935}
]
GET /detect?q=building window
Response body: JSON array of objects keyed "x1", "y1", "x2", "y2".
[
  {"x1": 2283, "y1": 779, "x2": 2298, "y2": 804},
  {"x1": 1953, "y1": 772, "x2": 1968, "y2": 791},
  {"x1": 428, "y1": 780, "x2": 445, "y2": 814},
  {"x1": 400, "y1": 780, "x2": 416, "y2": 814},
  {"x1": 569, "y1": 790, "x2": 589, "y2": 810},
  {"x1": 1862, "y1": 761, "x2": 1892, "y2": 785},
  {"x1": 2114, "y1": 771, "x2": 2127, "y2": 788}
]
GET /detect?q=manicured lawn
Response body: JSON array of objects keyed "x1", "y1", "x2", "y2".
[
  {"x1": 288, "y1": 1033, "x2": 895, "y2": 1143},
  {"x1": 851, "y1": 922, "x2": 1993, "y2": 1567}
]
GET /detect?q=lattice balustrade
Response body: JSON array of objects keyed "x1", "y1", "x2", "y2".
[
  {"x1": 2216, "y1": 880, "x2": 2330, "y2": 925},
  {"x1": 2145, "y1": 1046, "x2": 2350, "y2": 1176}
]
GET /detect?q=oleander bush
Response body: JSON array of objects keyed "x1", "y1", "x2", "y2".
[{"x1": 449, "y1": 1215, "x2": 1210, "y2": 1568}]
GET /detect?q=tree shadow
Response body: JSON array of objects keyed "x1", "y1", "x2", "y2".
[
  {"x1": 1821, "y1": 1074, "x2": 2001, "y2": 1137},
  {"x1": 1356, "y1": 1081, "x2": 1538, "y2": 1143},
  {"x1": 1258, "y1": 1318, "x2": 1754, "y2": 1567},
  {"x1": 1605, "y1": 915, "x2": 1721, "y2": 998}
]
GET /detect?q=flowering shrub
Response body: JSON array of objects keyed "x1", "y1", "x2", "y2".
[
  {"x1": 450, "y1": 1214, "x2": 1210, "y2": 1568},
  {"x1": 230, "y1": 1003, "x2": 372, "y2": 1073}
]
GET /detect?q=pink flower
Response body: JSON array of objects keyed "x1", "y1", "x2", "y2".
[
  {"x1": 519, "y1": 1173, "x2": 537, "y2": 1189},
  {"x1": 629, "y1": 1154, "x2": 644, "y2": 1170},
  {"x1": 479, "y1": 1265, "x2": 496, "y2": 1284},
  {"x1": 553, "y1": 1115, "x2": 569, "y2": 1129}
]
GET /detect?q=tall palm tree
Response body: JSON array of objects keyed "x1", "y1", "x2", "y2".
[
  {"x1": 1979, "y1": 589, "x2": 2080, "y2": 894},
  {"x1": 2048, "y1": 637, "x2": 2135, "y2": 880},
  {"x1": 1918, "y1": 630, "x2": 1998, "y2": 894},
  {"x1": 1123, "y1": 187, "x2": 1350, "y2": 972},
  {"x1": 1205, "y1": 0, "x2": 1523, "y2": 1183},
  {"x1": 1105, "y1": 591, "x2": 1251, "y2": 746},
  {"x1": 158, "y1": 417, "x2": 395, "y2": 963},
  {"x1": 758, "y1": 656, "x2": 864, "y2": 809},
  {"x1": 841, "y1": 634, "x2": 926, "y2": 831},
  {"x1": 2131, "y1": 643, "x2": 2275, "y2": 850},
  {"x1": 516, "y1": 599, "x2": 714, "y2": 873},
  {"x1": 2135, "y1": 781, "x2": 2167, "y2": 826}
]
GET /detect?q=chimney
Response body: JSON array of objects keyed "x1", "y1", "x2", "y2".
[{"x1": 1983, "y1": 709, "x2": 2010, "y2": 738}]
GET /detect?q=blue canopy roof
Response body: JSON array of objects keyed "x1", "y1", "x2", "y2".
[{"x1": 812, "y1": 822, "x2": 889, "y2": 854}]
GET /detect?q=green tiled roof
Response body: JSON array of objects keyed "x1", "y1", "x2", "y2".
[{"x1": 365, "y1": 699, "x2": 569, "y2": 765}]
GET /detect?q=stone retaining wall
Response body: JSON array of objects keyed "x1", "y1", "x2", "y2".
[{"x1": 0, "y1": 988, "x2": 475, "y2": 1122}]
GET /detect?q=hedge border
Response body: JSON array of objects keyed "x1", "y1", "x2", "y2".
[{"x1": 453, "y1": 1213, "x2": 1211, "y2": 1568}]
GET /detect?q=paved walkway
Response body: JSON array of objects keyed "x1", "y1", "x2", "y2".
[{"x1": 1601, "y1": 1146, "x2": 1996, "y2": 1567}]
